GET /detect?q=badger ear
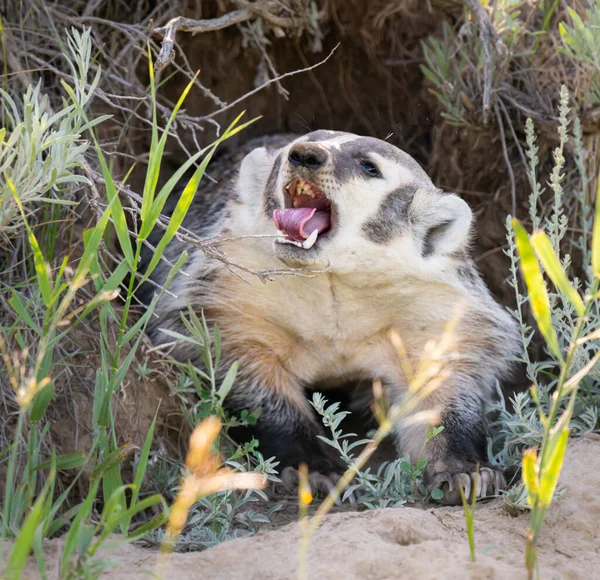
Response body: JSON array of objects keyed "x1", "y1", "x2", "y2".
[
  {"x1": 239, "y1": 146, "x2": 274, "y2": 184},
  {"x1": 238, "y1": 146, "x2": 282, "y2": 206},
  {"x1": 420, "y1": 192, "x2": 472, "y2": 257}
]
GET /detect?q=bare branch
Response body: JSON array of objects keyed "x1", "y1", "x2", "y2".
[
  {"x1": 198, "y1": 44, "x2": 340, "y2": 123},
  {"x1": 152, "y1": 9, "x2": 254, "y2": 69},
  {"x1": 152, "y1": 1, "x2": 319, "y2": 69}
]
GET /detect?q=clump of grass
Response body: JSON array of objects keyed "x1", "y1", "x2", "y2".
[
  {"x1": 142, "y1": 306, "x2": 282, "y2": 551},
  {"x1": 0, "y1": 25, "x2": 258, "y2": 577}
]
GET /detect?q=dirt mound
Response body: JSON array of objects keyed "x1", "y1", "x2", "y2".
[{"x1": 14, "y1": 436, "x2": 600, "y2": 579}]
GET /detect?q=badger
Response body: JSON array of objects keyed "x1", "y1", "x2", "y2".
[{"x1": 140, "y1": 130, "x2": 520, "y2": 505}]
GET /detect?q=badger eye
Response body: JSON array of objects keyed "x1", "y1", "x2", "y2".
[{"x1": 360, "y1": 159, "x2": 381, "y2": 178}]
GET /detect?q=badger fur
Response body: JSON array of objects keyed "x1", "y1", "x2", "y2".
[{"x1": 140, "y1": 131, "x2": 520, "y2": 504}]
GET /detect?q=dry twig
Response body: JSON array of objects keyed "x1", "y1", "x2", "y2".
[
  {"x1": 464, "y1": 0, "x2": 506, "y2": 125},
  {"x1": 152, "y1": 1, "x2": 322, "y2": 70}
]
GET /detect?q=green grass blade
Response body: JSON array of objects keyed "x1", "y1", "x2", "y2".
[
  {"x1": 128, "y1": 404, "x2": 160, "y2": 516},
  {"x1": 9, "y1": 291, "x2": 43, "y2": 335},
  {"x1": 140, "y1": 112, "x2": 258, "y2": 282},
  {"x1": 138, "y1": 147, "x2": 207, "y2": 240},
  {"x1": 32, "y1": 524, "x2": 48, "y2": 580},
  {"x1": 61, "y1": 80, "x2": 133, "y2": 270},
  {"x1": 93, "y1": 141, "x2": 135, "y2": 270},
  {"x1": 512, "y1": 220, "x2": 563, "y2": 362},
  {"x1": 32, "y1": 451, "x2": 87, "y2": 473},
  {"x1": 217, "y1": 361, "x2": 238, "y2": 400},
  {"x1": 143, "y1": 44, "x2": 159, "y2": 222},
  {"x1": 126, "y1": 511, "x2": 168, "y2": 542},
  {"x1": 531, "y1": 231, "x2": 585, "y2": 316},
  {"x1": 141, "y1": 69, "x2": 199, "y2": 224},
  {"x1": 50, "y1": 256, "x2": 70, "y2": 303},
  {"x1": 73, "y1": 197, "x2": 116, "y2": 282},
  {"x1": 539, "y1": 427, "x2": 568, "y2": 505},
  {"x1": 139, "y1": 145, "x2": 218, "y2": 282},
  {"x1": 5, "y1": 486, "x2": 49, "y2": 579},
  {"x1": 60, "y1": 479, "x2": 99, "y2": 575},
  {"x1": 120, "y1": 293, "x2": 159, "y2": 345},
  {"x1": 90, "y1": 444, "x2": 133, "y2": 482},
  {"x1": 29, "y1": 382, "x2": 54, "y2": 423},
  {"x1": 9, "y1": 180, "x2": 53, "y2": 307}
]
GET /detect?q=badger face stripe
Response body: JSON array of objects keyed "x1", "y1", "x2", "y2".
[
  {"x1": 333, "y1": 137, "x2": 429, "y2": 184},
  {"x1": 263, "y1": 151, "x2": 283, "y2": 219},
  {"x1": 362, "y1": 184, "x2": 418, "y2": 244}
]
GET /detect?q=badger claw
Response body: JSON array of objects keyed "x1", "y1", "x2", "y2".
[{"x1": 430, "y1": 466, "x2": 506, "y2": 505}]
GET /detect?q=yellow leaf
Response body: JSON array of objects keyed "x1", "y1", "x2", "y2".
[
  {"x1": 531, "y1": 231, "x2": 585, "y2": 317},
  {"x1": 522, "y1": 448, "x2": 540, "y2": 507},
  {"x1": 539, "y1": 428, "x2": 568, "y2": 505},
  {"x1": 512, "y1": 220, "x2": 563, "y2": 361}
]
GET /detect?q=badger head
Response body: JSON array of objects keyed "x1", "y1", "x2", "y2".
[{"x1": 236, "y1": 131, "x2": 472, "y2": 276}]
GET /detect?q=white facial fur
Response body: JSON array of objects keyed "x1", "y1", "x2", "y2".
[{"x1": 232, "y1": 132, "x2": 473, "y2": 285}]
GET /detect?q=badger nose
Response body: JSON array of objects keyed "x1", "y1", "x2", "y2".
[{"x1": 288, "y1": 143, "x2": 328, "y2": 170}]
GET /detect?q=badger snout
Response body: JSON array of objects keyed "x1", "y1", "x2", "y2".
[{"x1": 288, "y1": 142, "x2": 329, "y2": 171}]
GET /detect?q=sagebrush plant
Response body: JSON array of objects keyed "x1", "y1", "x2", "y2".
[
  {"x1": 0, "y1": 25, "x2": 262, "y2": 578},
  {"x1": 0, "y1": 29, "x2": 96, "y2": 237},
  {"x1": 559, "y1": 1, "x2": 600, "y2": 104},
  {"x1": 310, "y1": 393, "x2": 427, "y2": 508},
  {"x1": 498, "y1": 86, "x2": 600, "y2": 578},
  {"x1": 488, "y1": 87, "x2": 599, "y2": 477}
]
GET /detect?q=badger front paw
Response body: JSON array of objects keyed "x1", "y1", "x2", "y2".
[
  {"x1": 280, "y1": 464, "x2": 343, "y2": 499},
  {"x1": 425, "y1": 461, "x2": 506, "y2": 505}
]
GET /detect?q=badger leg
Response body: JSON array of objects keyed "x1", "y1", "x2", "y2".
[
  {"x1": 398, "y1": 388, "x2": 505, "y2": 505},
  {"x1": 221, "y1": 353, "x2": 342, "y2": 475}
]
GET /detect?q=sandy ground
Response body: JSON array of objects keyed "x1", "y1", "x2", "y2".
[{"x1": 12, "y1": 436, "x2": 600, "y2": 579}]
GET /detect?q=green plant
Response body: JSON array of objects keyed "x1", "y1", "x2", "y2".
[
  {"x1": 1, "y1": 24, "x2": 254, "y2": 577},
  {"x1": 148, "y1": 309, "x2": 282, "y2": 551},
  {"x1": 458, "y1": 470, "x2": 478, "y2": 563},
  {"x1": 488, "y1": 89, "x2": 599, "y2": 482},
  {"x1": 310, "y1": 393, "x2": 425, "y2": 508},
  {"x1": 559, "y1": 1, "x2": 600, "y2": 103},
  {"x1": 165, "y1": 307, "x2": 260, "y2": 434},
  {"x1": 507, "y1": 86, "x2": 600, "y2": 578}
]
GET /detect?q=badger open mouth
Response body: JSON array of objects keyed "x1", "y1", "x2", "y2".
[{"x1": 273, "y1": 179, "x2": 332, "y2": 249}]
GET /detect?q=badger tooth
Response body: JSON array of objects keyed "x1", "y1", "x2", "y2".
[{"x1": 302, "y1": 229, "x2": 319, "y2": 249}]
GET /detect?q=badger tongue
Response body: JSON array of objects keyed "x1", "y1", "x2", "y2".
[{"x1": 273, "y1": 208, "x2": 331, "y2": 242}]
